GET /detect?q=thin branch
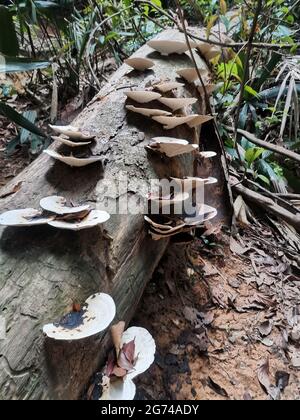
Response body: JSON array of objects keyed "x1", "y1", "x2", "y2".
[
  {"x1": 225, "y1": 126, "x2": 300, "y2": 164},
  {"x1": 136, "y1": 1, "x2": 300, "y2": 50}
]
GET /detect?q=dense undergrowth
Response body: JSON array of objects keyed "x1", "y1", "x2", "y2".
[{"x1": 0, "y1": 0, "x2": 299, "y2": 193}]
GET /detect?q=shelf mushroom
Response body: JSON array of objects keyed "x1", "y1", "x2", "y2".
[
  {"x1": 49, "y1": 125, "x2": 94, "y2": 141},
  {"x1": 48, "y1": 209, "x2": 110, "y2": 231},
  {"x1": 126, "y1": 105, "x2": 171, "y2": 117},
  {"x1": 0, "y1": 208, "x2": 53, "y2": 227},
  {"x1": 158, "y1": 97, "x2": 197, "y2": 112},
  {"x1": 199, "y1": 151, "x2": 217, "y2": 158},
  {"x1": 124, "y1": 57, "x2": 154, "y2": 71},
  {"x1": 152, "y1": 114, "x2": 212, "y2": 130},
  {"x1": 44, "y1": 150, "x2": 102, "y2": 167},
  {"x1": 40, "y1": 195, "x2": 91, "y2": 215},
  {"x1": 124, "y1": 90, "x2": 161, "y2": 103},
  {"x1": 43, "y1": 293, "x2": 116, "y2": 341},
  {"x1": 99, "y1": 325, "x2": 156, "y2": 400},
  {"x1": 184, "y1": 203, "x2": 218, "y2": 226},
  {"x1": 51, "y1": 136, "x2": 92, "y2": 148},
  {"x1": 170, "y1": 176, "x2": 218, "y2": 190},
  {"x1": 153, "y1": 81, "x2": 184, "y2": 93},
  {"x1": 176, "y1": 68, "x2": 208, "y2": 83},
  {"x1": 147, "y1": 40, "x2": 197, "y2": 56},
  {"x1": 146, "y1": 138, "x2": 198, "y2": 157}
]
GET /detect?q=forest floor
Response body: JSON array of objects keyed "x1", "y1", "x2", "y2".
[
  {"x1": 1, "y1": 121, "x2": 300, "y2": 400},
  {"x1": 133, "y1": 229, "x2": 300, "y2": 400}
]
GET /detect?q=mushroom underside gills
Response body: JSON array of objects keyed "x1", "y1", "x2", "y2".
[
  {"x1": 124, "y1": 57, "x2": 154, "y2": 71},
  {"x1": 51, "y1": 136, "x2": 92, "y2": 147},
  {"x1": 44, "y1": 150, "x2": 102, "y2": 167},
  {"x1": 49, "y1": 124, "x2": 94, "y2": 140},
  {"x1": 124, "y1": 90, "x2": 161, "y2": 103},
  {"x1": 158, "y1": 97, "x2": 198, "y2": 111},
  {"x1": 126, "y1": 105, "x2": 171, "y2": 117}
]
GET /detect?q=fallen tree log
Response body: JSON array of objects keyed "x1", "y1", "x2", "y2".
[{"x1": 0, "y1": 29, "x2": 229, "y2": 400}]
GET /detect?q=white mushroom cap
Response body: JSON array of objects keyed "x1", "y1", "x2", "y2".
[
  {"x1": 43, "y1": 293, "x2": 116, "y2": 341},
  {"x1": 152, "y1": 115, "x2": 199, "y2": 130},
  {"x1": 100, "y1": 378, "x2": 136, "y2": 401},
  {"x1": 176, "y1": 68, "x2": 208, "y2": 83},
  {"x1": 184, "y1": 204, "x2": 217, "y2": 226},
  {"x1": 147, "y1": 138, "x2": 198, "y2": 157},
  {"x1": 121, "y1": 327, "x2": 156, "y2": 380},
  {"x1": 124, "y1": 91, "x2": 161, "y2": 103},
  {"x1": 154, "y1": 81, "x2": 184, "y2": 93},
  {"x1": 0, "y1": 208, "x2": 53, "y2": 227},
  {"x1": 40, "y1": 195, "x2": 90, "y2": 215},
  {"x1": 158, "y1": 97, "x2": 197, "y2": 111},
  {"x1": 147, "y1": 40, "x2": 197, "y2": 56},
  {"x1": 148, "y1": 191, "x2": 189, "y2": 207},
  {"x1": 44, "y1": 150, "x2": 102, "y2": 167},
  {"x1": 199, "y1": 151, "x2": 217, "y2": 158},
  {"x1": 126, "y1": 105, "x2": 171, "y2": 117},
  {"x1": 48, "y1": 209, "x2": 110, "y2": 231},
  {"x1": 170, "y1": 176, "x2": 218, "y2": 190},
  {"x1": 51, "y1": 136, "x2": 91, "y2": 147},
  {"x1": 49, "y1": 125, "x2": 94, "y2": 140},
  {"x1": 124, "y1": 57, "x2": 154, "y2": 71}
]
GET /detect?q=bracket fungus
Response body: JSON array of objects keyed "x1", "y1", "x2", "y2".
[
  {"x1": 158, "y1": 97, "x2": 197, "y2": 111},
  {"x1": 148, "y1": 191, "x2": 189, "y2": 208},
  {"x1": 147, "y1": 40, "x2": 197, "y2": 56},
  {"x1": 0, "y1": 208, "x2": 53, "y2": 227},
  {"x1": 152, "y1": 114, "x2": 211, "y2": 130},
  {"x1": 40, "y1": 195, "x2": 90, "y2": 215},
  {"x1": 146, "y1": 138, "x2": 198, "y2": 157},
  {"x1": 184, "y1": 204, "x2": 218, "y2": 226},
  {"x1": 124, "y1": 90, "x2": 161, "y2": 103},
  {"x1": 153, "y1": 81, "x2": 184, "y2": 93},
  {"x1": 170, "y1": 176, "x2": 218, "y2": 190},
  {"x1": 126, "y1": 105, "x2": 171, "y2": 117},
  {"x1": 199, "y1": 151, "x2": 217, "y2": 158},
  {"x1": 44, "y1": 150, "x2": 102, "y2": 167},
  {"x1": 124, "y1": 57, "x2": 154, "y2": 71},
  {"x1": 43, "y1": 293, "x2": 116, "y2": 341},
  {"x1": 48, "y1": 209, "x2": 110, "y2": 231},
  {"x1": 97, "y1": 324, "x2": 156, "y2": 401},
  {"x1": 49, "y1": 125, "x2": 94, "y2": 140},
  {"x1": 176, "y1": 68, "x2": 208, "y2": 83},
  {"x1": 51, "y1": 136, "x2": 92, "y2": 148}
]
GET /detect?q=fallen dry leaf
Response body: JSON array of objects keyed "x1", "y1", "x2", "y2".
[
  {"x1": 257, "y1": 359, "x2": 280, "y2": 400},
  {"x1": 206, "y1": 376, "x2": 229, "y2": 398}
]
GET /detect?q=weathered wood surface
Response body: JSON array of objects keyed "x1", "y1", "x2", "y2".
[{"x1": 0, "y1": 29, "x2": 222, "y2": 400}]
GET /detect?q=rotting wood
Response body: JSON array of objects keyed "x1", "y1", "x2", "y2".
[{"x1": 0, "y1": 29, "x2": 229, "y2": 400}]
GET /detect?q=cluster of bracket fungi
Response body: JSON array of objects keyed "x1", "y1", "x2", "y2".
[
  {"x1": 0, "y1": 35, "x2": 219, "y2": 400},
  {"x1": 124, "y1": 37, "x2": 219, "y2": 241}
]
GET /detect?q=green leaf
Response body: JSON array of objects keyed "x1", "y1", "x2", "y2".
[
  {"x1": 245, "y1": 147, "x2": 265, "y2": 165},
  {"x1": 244, "y1": 85, "x2": 259, "y2": 98},
  {"x1": 0, "y1": 102, "x2": 46, "y2": 138},
  {"x1": 0, "y1": 56, "x2": 50, "y2": 73},
  {"x1": 0, "y1": 6, "x2": 19, "y2": 56},
  {"x1": 20, "y1": 111, "x2": 37, "y2": 144},
  {"x1": 257, "y1": 174, "x2": 270, "y2": 185}
]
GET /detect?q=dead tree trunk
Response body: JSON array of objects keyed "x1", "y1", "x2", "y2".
[{"x1": 0, "y1": 30, "x2": 228, "y2": 400}]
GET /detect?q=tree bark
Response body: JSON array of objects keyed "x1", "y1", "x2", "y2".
[{"x1": 0, "y1": 29, "x2": 228, "y2": 400}]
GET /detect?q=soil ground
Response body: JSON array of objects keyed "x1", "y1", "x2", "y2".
[{"x1": 133, "y1": 232, "x2": 300, "y2": 400}]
